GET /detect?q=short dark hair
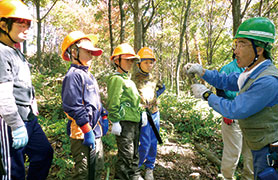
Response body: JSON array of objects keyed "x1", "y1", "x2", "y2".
[{"x1": 0, "y1": 18, "x2": 15, "y2": 34}]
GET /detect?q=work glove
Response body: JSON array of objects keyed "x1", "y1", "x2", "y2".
[
  {"x1": 141, "y1": 111, "x2": 148, "y2": 127},
  {"x1": 102, "y1": 115, "x2": 109, "y2": 136},
  {"x1": 12, "y1": 126, "x2": 28, "y2": 149},
  {"x1": 80, "y1": 122, "x2": 95, "y2": 149},
  {"x1": 111, "y1": 122, "x2": 122, "y2": 136},
  {"x1": 184, "y1": 63, "x2": 204, "y2": 77},
  {"x1": 223, "y1": 117, "x2": 234, "y2": 125},
  {"x1": 191, "y1": 84, "x2": 210, "y2": 100},
  {"x1": 83, "y1": 130, "x2": 95, "y2": 149}
]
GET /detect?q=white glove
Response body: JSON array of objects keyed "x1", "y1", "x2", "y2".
[
  {"x1": 191, "y1": 84, "x2": 209, "y2": 100},
  {"x1": 111, "y1": 122, "x2": 122, "y2": 136},
  {"x1": 184, "y1": 63, "x2": 204, "y2": 77},
  {"x1": 141, "y1": 111, "x2": 148, "y2": 127},
  {"x1": 12, "y1": 126, "x2": 28, "y2": 149}
]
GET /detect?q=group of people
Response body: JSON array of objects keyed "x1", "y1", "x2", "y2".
[
  {"x1": 60, "y1": 32, "x2": 165, "y2": 180},
  {"x1": 0, "y1": 1, "x2": 165, "y2": 180},
  {"x1": 1, "y1": 0, "x2": 278, "y2": 180},
  {"x1": 186, "y1": 17, "x2": 278, "y2": 180}
]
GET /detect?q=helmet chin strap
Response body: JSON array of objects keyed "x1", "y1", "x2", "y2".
[
  {"x1": 68, "y1": 45, "x2": 84, "y2": 66},
  {"x1": 0, "y1": 27, "x2": 18, "y2": 44},
  {"x1": 138, "y1": 64, "x2": 149, "y2": 76},
  {"x1": 7, "y1": 32, "x2": 17, "y2": 44},
  {"x1": 247, "y1": 39, "x2": 259, "y2": 68},
  {"x1": 115, "y1": 55, "x2": 128, "y2": 73}
]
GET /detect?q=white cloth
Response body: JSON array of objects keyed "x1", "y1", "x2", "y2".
[
  {"x1": 184, "y1": 63, "x2": 203, "y2": 77},
  {"x1": 111, "y1": 122, "x2": 122, "y2": 136},
  {"x1": 191, "y1": 84, "x2": 209, "y2": 100},
  {"x1": 237, "y1": 60, "x2": 266, "y2": 90},
  {"x1": 141, "y1": 111, "x2": 148, "y2": 127}
]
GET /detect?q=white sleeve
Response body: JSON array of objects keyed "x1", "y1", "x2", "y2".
[{"x1": 0, "y1": 82, "x2": 24, "y2": 130}]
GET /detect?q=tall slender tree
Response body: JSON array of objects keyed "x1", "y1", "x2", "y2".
[{"x1": 175, "y1": 0, "x2": 191, "y2": 96}]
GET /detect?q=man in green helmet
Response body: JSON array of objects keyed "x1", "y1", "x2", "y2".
[{"x1": 185, "y1": 17, "x2": 278, "y2": 179}]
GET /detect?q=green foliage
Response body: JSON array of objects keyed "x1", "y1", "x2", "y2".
[
  {"x1": 159, "y1": 91, "x2": 222, "y2": 144},
  {"x1": 31, "y1": 53, "x2": 72, "y2": 179}
]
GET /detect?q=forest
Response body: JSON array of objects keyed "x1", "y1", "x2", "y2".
[{"x1": 15, "y1": 0, "x2": 278, "y2": 179}]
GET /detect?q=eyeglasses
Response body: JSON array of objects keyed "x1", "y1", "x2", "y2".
[
  {"x1": 233, "y1": 40, "x2": 252, "y2": 50},
  {"x1": 11, "y1": 18, "x2": 31, "y2": 28}
]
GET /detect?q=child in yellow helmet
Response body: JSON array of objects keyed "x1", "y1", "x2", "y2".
[
  {"x1": 0, "y1": 0, "x2": 53, "y2": 179},
  {"x1": 132, "y1": 47, "x2": 166, "y2": 180},
  {"x1": 106, "y1": 43, "x2": 143, "y2": 179},
  {"x1": 61, "y1": 31, "x2": 108, "y2": 180}
]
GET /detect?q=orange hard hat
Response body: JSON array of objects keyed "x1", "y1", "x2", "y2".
[
  {"x1": 61, "y1": 31, "x2": 103, "y2": 61},
  {"x1": 0, "y1": 0, "x2": 33, "y2": 21},
  {"x1": 110, "y1": 43, "x2": 140, "y2": 60},
  {"x1": 137, "y1": 47, "x2": 156, "y2": 62}
]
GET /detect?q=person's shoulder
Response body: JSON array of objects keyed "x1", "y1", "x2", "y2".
[
  {"x1": 65, "y1": 67, "x2": 83, "y2": 80},
  {"x1": 221, "y1": 60, "x2": 242, "y2": 74},
  {"x1": 108, "y1": 73, "x2": 124, "y2": 81},
  {"x1": 0, "y1": 42, "x2": 13, "y2": 56}
]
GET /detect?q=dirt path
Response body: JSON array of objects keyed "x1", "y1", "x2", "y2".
[{"x1": 151, "y1": 141, "x2": 219, "y2": 180}]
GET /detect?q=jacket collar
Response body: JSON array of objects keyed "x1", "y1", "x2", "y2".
[
  {"x1": 249, "y1": 59, "x2": 272, "y2": 79},
  {"x1": 71, "y1": 63, "x2": 89, "y2": 72}
]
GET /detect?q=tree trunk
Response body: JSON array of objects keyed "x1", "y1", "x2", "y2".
[
  {"x1": 133, "y1": 0, "x2": 141, "y2": 52},
  {"x1": 119, "y1": 0, "x2": 125, "y2": 43},
  {"x1": 108, "y1": 0, "x2": 113, "y2": 55},
  {"x1": 232, "y1": 0, "x2": 241, "y2": 36},
  {"x1": 35, "y1": 0, "x2": 41, "y2": 67},
  {"x1": 175, "y1": 0, "x2": 191, "y2": 96},
  {"x1": 23, "y1": 41, "x2": 27, "y2": 54}
]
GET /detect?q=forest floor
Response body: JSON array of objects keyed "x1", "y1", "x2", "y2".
[
  {"x1": 104, "y1": 138, "x2": 221, "y2": 180},
  {"x1": 152, "y1": 140, "x2": 219, "y2": 180}
]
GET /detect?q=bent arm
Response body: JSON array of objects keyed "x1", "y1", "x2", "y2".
[{"x1": 0, "y1": 82, "x2": 24, "y2": 130}]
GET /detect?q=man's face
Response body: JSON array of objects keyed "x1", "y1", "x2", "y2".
[{"x1": 234, "y1": 38, "x2": 255, "y2": 68}]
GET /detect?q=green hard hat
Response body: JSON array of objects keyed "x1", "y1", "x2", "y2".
[{"x1": 234, "y1": 17, "x2": 276, "y2": 43}]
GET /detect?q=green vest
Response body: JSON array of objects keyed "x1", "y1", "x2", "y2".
[{"x1": 238, "y1": 64, "x2": 278, "y2": 150}]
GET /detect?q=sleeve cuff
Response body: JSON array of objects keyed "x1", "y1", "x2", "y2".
[{"x1": 80, "y1": 123, "x2": 92, "y2": 134}]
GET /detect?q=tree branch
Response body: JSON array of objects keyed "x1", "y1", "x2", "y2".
[
  {"x1": 263, "y1": 1, "x2": 278, "y2": 17},
  {"x1": 40, "y1": 0, "x2": 59, "y2": 21},
  {"x1": 241, "y1": 0, "x2": 252, "y2": 19}
]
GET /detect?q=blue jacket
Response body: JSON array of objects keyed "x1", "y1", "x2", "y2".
[
  {"x1": 202, "y1": 60, "x2": 278, "y2": 119},
  {"x1": 62, "y1": 64, "x2": 107, "y2": 139}
]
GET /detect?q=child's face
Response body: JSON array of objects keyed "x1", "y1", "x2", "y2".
[
  {"x1": 74, "y1": 48, "x2": 93, "y2": 65},
  {"x1": 115, "y1": 54, "x2": 136, "y2": 73},
  {"x1": 140, "y1": 60, "x2": 154, "y2": 73},
  {"x1": 0, "y1": 18, "x2": 30, "y2": 44}
]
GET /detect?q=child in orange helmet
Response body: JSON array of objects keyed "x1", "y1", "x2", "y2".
[
  {"x1": 132, "y1": 47, "x2": 165, "y2": 180},
  {"x1": 0, "y1": 0, "x2": 53, "y2": 179},
  {"x1": 61, "y1": 31, "x2": 108, "y2": 180},
  {"x1": 106, "y1": 43, "x2": 143, "y2": 180}
]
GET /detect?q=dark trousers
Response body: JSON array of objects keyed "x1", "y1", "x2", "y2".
[
  {"x1": 115, "y1": 121, "x2": 140, "y2": 180},
  {"x1": 70, "y1": 138, "x2": 97, "y2": 180},
  {"x1": 8, "y1": 117, "x2": 53, "y2": 180}
]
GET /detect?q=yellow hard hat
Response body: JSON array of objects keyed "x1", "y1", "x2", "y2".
[
  {"x1": 110, "y1": 43, "x2": 140, "y2": 60},
  {"x1": 0, "y1": 0, "x2": 33, "y2": 21},
  {"x1": 61, "y1": 31, "x2": 103, "y2": 61},
  {"x1": 137, "y1": 47, "x2": 156, "y2": 61}
]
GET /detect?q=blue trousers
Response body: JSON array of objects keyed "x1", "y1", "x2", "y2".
[
  {"x1": 138, "y1": 111, "x2": 160, "y2": 169},
  {"x1": 252, "y1": 145, "x2": 272, "y2": 180},
  {"x1": 8, "y1": 117, "x2": 53, "y2": 180}
]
